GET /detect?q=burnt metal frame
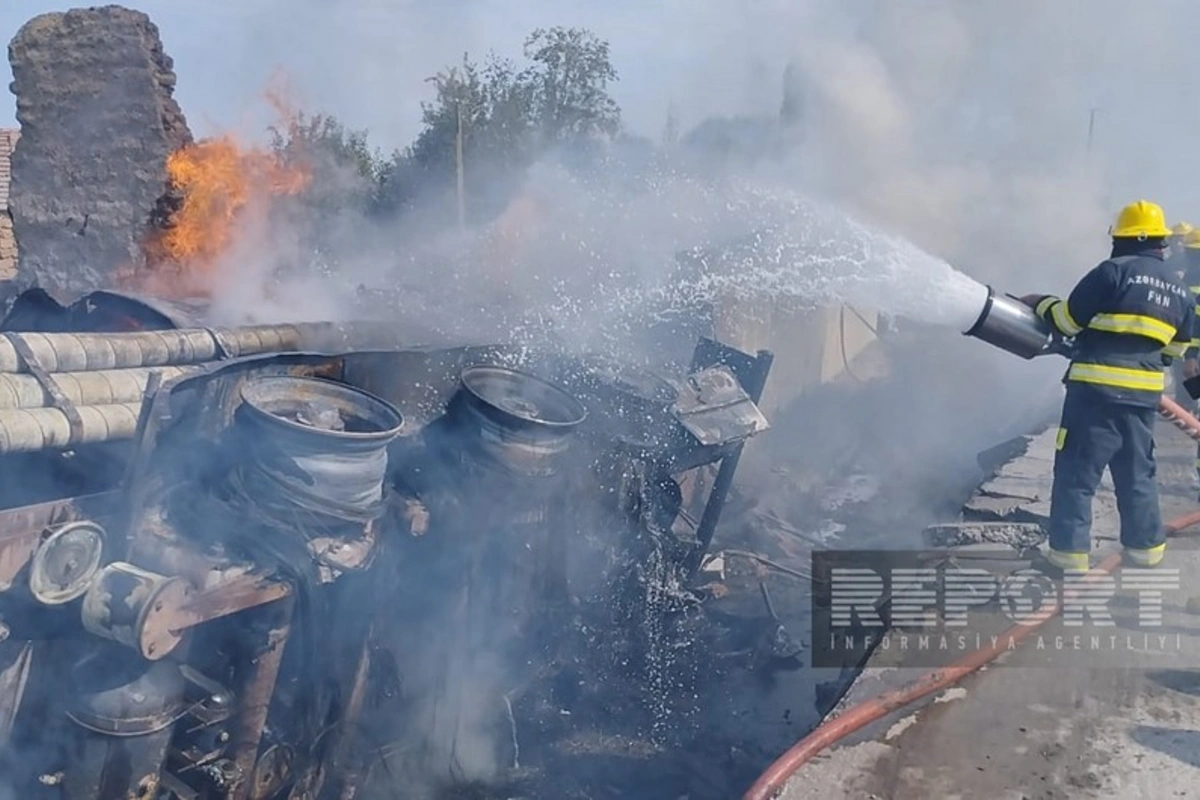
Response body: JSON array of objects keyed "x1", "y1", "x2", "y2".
[
  {"x1": 686, "y1": 337, "x2": 774, "y2": 575},
  {"x1": 0, "y1": 342, "x2": 769, "y2": 795},
  {"x1": 117, "y1": 354, "x2": 336, "y2": 800},
  {"x1": 0, "y1": 349, "x2": 425, "y2": 799}
]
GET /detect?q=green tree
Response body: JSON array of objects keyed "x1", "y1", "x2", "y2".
[
  {"x1": 373, "y1": 150, "x2": 420, "y2": 217},
  {"x1": 404, "y1": 53, "x2": 538, "y2": 223},
  {"x1": 407, "y1": 54, "x2": 537, "y2": 172},
  {"x1": 411, "y1": 28, "x2": 621, "y2": 170},
  {"x1": 523, "y1": 27, "x2": 620, "y2": 146},
  {"x1": 408, "y1": 55, "x2": 485, "y2": 174},
  {"x1": 263, "y1": 111, "x2": 394, "y2": 266},
  {"x1": 269, "y1": 112, "x2": 386, "y2": 214},
  {"x1": 476, "y1": 56, "x2": 537, "y2": 163},
  {"x1": 401, "y1": 26, "x2": 623, "y2": 225}
]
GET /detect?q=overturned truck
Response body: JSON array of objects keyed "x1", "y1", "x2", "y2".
[{"x1": 0, "y1": 289, "x2": 771, "y2": 800}]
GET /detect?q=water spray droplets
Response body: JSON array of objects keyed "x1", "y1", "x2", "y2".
[{"x1": 457, "y1": 171, "x2": 989, "y2": 354}]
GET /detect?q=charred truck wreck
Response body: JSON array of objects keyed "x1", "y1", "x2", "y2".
[{"x1": 0, "y1": 289, "x2": 771, "y2": 799}]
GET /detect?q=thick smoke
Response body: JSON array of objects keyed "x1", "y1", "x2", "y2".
[
  {"x1": 775, "y1": 0, "x2": 1114, "y2": 290},
  {"x1": 148, "y1": 0, "x2": 1200, "y2": 518},
  {"x1": 125, "y1": 0, "x2": 1196, "y2": 313},
  {"x1": 5, "y1": 0, "x2": 1198, "y2": 252},
  {"x1": 4, "y1": 1, "x2": 1197, "y2": 795}
]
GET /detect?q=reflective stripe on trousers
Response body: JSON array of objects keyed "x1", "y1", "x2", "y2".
[
  {"x1": 1164, "y1": 340, "x2": 1190, "y2": 358},
  {"x1": 1124, "y1": 543, "x2": 1166, "y2": 567},
  {"x1": 1045, "y1": 547, "x2": 1090, "y2": 571}
]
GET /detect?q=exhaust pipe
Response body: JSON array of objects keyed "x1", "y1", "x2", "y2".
[{"x1": 963, "y1": 285, "x2": 1060, "y2": 360}]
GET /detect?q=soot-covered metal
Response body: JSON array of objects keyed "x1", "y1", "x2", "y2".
[{"x1": 0, "y1": 296, "x2": 774, "y2": 800}]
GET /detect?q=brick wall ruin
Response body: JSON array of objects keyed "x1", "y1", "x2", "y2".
[{"x1": 7, "y1": 5, "x2": 192, "y2": 292}]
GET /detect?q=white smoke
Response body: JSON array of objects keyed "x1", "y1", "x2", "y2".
[{"x1": 8, "y1": 0, "x2": 1196, "y2": 296}]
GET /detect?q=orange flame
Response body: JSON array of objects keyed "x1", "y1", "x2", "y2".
[{"x1": 129, "y1": 133, "x2": 310, "y2": 299}]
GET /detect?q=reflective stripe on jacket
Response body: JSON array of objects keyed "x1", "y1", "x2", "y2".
[{"x1": 1031, "y1": 251, "x2": 1197, "y2": 407}]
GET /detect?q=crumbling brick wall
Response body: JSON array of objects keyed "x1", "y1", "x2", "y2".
[
  {"x1": 7, "y1": 5, "x2": 192, "y2": 292},
  {"x1": 0, "y1": 129, "x2": 17, "y2": 280}
]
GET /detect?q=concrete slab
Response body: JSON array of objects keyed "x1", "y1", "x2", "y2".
[
  {"x1": 779, "y1": 418, "x2": 1200, "y2": 800},
  {"x1": 922, "y1": 522, "x2": 1045, "y2": 549},
  {"x1": 965, "y1": 494, "x2": 1039, "y2": 520}
]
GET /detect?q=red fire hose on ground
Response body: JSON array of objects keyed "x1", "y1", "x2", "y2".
[{"x1": 742, "y1": 395, "x2": 1200, "y2": 800}]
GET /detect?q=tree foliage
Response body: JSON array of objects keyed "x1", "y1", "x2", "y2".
[
  {"x1": 268, "y1": 26, "x2": 629, "y2": 229},
  {"x1": 269, "y1": 111, "x2": 387, "y2": 215},
  {"x1": 256, "y1": 23, "x2": 817, "y2": 242},
  {"x1": 407, "y1": 53, "x2": 537, "y2": 176},
  {"x1": 403, "y1": 26, "x2": 622, "y2": 221},
  {"x1": 523, "y1": 27, "x2": 620, "y2": 146}
]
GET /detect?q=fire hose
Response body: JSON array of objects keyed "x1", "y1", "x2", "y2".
[
  {"x1": 742, "y1": 395, "x2": 1200, "y2": 800},
  {"x1": 0, "y1": 323, "x2": 357, "y2": 373},
  {"x1": 0, "y1": 322, "x2": 375, "y2": 453},
  {"x1": 1158, "y1": 395, "x2": 1200, "y2": 444},
  {"x1": 0, "y1": 366, "x2": 197, "y2": 409}
]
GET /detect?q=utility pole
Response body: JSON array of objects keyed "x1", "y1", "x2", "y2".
[
  {"x1": 426, "y1": 70, "x2": 468, "y2": 232},
  {"x1": 455, "y1": 97, "x2": 466, "y2": 232},
  {"x1": 1085, "y1": 108, "x2": 1113, "y2": 211},
  {"x1": 662, "y1": 100, "x2": 679, "y2": 150},
  {"x1": 1086, "y1": 108, "x2": 1098, "y2": 160}
]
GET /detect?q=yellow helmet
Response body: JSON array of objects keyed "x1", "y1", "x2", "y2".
[
  {"x1": 1183, "y1": 229, "x2": 1200, "y2": 249},
  {"x1": 1174, "y1": 221, "x2": 1195, "y2": 237},
  {"x1": 1110, "y1": 199, "x2": 1172, "y2": 239}
]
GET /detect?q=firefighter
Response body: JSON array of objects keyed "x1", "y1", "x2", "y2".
[
  {"x1": 1167, "y1": 222, "x2": 1193, "y2": 285},
  {"x1": 1179, "y1": 228, "x2": 1200, "y2": 490},
  {"x1": 1020, "y1": 199, "x2": 1196, "y2": 571},
  {"x1": 1171, "y1": 221, "x2": 1195, "y2": 261},
  {"x1": 1169, "y1": 226, "x2": 1200, "y2": 404},
  {"x1": 1178, "y1": 228, "x2": 1200, "y2": 306}
]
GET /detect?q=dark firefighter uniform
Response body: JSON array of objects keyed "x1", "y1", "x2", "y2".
[
  {"x1": 1178, "y1": 228, "x2": 1200, "y2": 488},
  {"x1": 1167, "y1": 221, "x2": 1195, "y2": 403},
  {"x1": 1027, "y1": 200, "x2": 1196, "y2": 571},
  {"x1": 1169, "y1": 221, "x2": 1194, "y2": 261}
]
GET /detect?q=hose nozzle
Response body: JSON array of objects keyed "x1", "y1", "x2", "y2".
[{"x1": 963, "y1": 286, "x2": 1056, "y2": 360}]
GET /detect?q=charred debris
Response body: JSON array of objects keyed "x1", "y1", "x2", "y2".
[
  {"x1": 0, "y1": 7, "x2": 843, "y2": 798},
  {"x1": 0, "y1": 287, "x2": 793, "y2": 799}
]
